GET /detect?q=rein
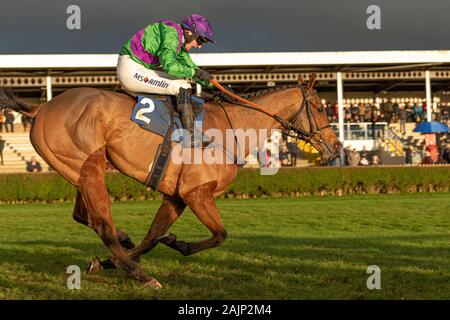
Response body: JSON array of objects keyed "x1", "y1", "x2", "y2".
[{"x1": 210, "y1": 79, "x2": 332, "y2": 154}]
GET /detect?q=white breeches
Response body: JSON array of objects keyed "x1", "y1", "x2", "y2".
[{"x1": 116, "y1": 55, "x2": 191, "y2": 96}]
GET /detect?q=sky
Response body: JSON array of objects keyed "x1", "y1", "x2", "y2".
[{"x1": 0, "y1": 0, "x2": 449, "y2": 54}]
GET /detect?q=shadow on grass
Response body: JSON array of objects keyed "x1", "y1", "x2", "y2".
[
  {"x1": 1, "y1": 233, "x2": 449, "y2": 299},
  {"x1": 3, "y1": 232, "x2": 450, "y2": 272}
]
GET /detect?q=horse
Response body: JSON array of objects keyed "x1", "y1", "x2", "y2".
[{"x1": 0, "y1": 74, "x2": 341, "y2": 288}]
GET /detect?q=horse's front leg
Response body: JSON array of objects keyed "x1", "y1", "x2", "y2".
[{"x1": 159, "y1": 182, "x2": 228, "y2": 256}]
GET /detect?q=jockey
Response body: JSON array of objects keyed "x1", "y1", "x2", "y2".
[{"x1": 117, "y1": 14, "x2": 215, "y2": 145}]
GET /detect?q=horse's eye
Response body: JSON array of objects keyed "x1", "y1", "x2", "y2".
[{"x1": 318, "y1": 107, "x2": 324, "y2": 112}]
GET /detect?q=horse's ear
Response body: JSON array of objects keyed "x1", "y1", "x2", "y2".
[
  {"x1": 306, "y1": 73, "x2": 317, "y2": 92},
  {"x1": 297, "y1": 74, "x2": 304, "y2": 86}
]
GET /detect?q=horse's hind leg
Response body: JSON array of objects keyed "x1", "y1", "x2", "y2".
[
  {"x1": 125, "y1": 195, "x2": 186, "y2": 259},
  {"x1": 73, "y1": 190, "x2": 139, "y2": 273},
  {"x1": 78, "y1": 147, "x2": 161, "y2": 288},
  {"x1": 159, "y1": 182, "x2": 228, "y2": 256}
]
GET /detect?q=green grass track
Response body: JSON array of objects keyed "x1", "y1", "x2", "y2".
[{"x1": 0, "y1": 193, "x2": 449, "y2": 299}]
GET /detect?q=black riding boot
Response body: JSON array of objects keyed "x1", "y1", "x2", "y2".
[{"x1": 177, "y1": 88, "x2": 202, "y2": 147}]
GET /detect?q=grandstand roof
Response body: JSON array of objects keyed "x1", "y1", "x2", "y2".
[
  {"x1": 1, "y1": 51, "x2": 450, "y2": 95},
  {"x1": 1, "y1": 51, "x2": 450, "y2": 69}
]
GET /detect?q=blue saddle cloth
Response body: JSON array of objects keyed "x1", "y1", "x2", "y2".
[{"x1": 130, "y1": 95, "x2": 205, "y2": 142}]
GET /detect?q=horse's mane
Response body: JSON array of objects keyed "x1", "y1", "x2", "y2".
[
  {"x1": 203, "y1": 84, "x2": 299, "y2": 106},
  {"x1": 241, "y1": 84, "x2": 298, "y2": 100}
]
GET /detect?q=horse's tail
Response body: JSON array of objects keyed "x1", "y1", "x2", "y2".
[{"x1": 0, "y1": 87, "x2": 41, "y2": 118}]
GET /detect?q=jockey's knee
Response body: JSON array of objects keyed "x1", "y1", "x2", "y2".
[
  {"x1": 116, "y1": 77, "x2": 136, "y2": 93},
  {"x1": 171, "y1": 82, "x2": 191, "y2": 96}
]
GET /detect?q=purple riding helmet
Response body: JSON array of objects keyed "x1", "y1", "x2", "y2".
[{"x1": 181, "y1": 14, "x2": 215, "y2": 44}]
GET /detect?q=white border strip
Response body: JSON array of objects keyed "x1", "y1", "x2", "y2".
[
  {"x1": 195, "y1": 51, "x2": 450, "y2": 66},
  {"x1": 1, "y1": 51, "x2": 450, "y2": 69}
]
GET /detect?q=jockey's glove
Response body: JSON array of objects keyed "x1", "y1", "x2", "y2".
[{"x1": 194, "y1": 68, "x2": 212, "y2": 82}]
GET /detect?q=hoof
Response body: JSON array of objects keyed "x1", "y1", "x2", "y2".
[
  {"x1": 143, "y1": 278, "x2": 163, "y2": 289},
  {"x1": 87, "y1": 257, "x2": 103, "y2": 274},
  {"x1": 158, "y1": 233, "x2": 177, "y2": 245}
]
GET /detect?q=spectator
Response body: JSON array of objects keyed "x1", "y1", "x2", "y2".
[
  {"x1": 344, "y1": 110, "x2": 352, "y2": 123},
  {"x1": 370, "y1": 104, "x2": 379, "y2": 122},
  {"x1": 371, "y1": 154, "x2": 380, "y2": 165},
  {"x1": 260, "y1": 149, "x2": 272, "y2": 167},
  {"x1": 399, "y1": 105, "x2": 407, "y2": 134},
  {"x1": 287, "y1": 140, "x2": 301, "y2": 167},
  {"x1": 379, "y1": 101, "x2": 386, "y2": 119},
  {"x1": 326, "y1": 102, "x2": 334, "y2": 122},
  {"x1": 331, "y1": 115, "x2": 338, "y2": 123},
  {"x1": 349, "y1": 104, "x2": 360, "y2": 119},
  {"x1": 359, "y1": 156, "x2": 369, "y2": 166},
  {"x1": 405, "y1": 145, "x2": 413, "y2": 165},
  {"x1": 440, "y1": 103, "x2": 449, "y2": 123},
  {"x1": 358, "y1": 103, "x2": 366, "y2": 121},
  {"x1": 405, "y1": 103, "x2": 414, "y2": 122},
  {"x1": 427, "y1": 141, "x2": 439, "y2": 163},
  {"x1": 363, "y1": 104, "x2": 372, "y2": 122},
  {"x1": 437, "y1": 142, "x2": 449, "y2": 164},
  {"x1": 422, "y1": 150, "x2": 434, "y2": 164},
  {"x1": 352, "y1": 114, "x2": 362, "y2": 123},
  {"x1": 21, "y1": 114, "x2": 32, "y2": 132},
  {"x1": 413, "y1": 103, "x2": 423, "y2": 122},
  {"x1": 385, "y1": 99, "x2": 394, "y2": 122},
  {"x1": 393, "y1": 102, "x2": 400, "y2": 121},
  {"x1": 441, "y1": 143, "x2": 450, "y2": 163},
  {"x1": 5, "y1": 111, "x2": 15, "y2": 132},
  {"x1": 0, "y1": 112, "x2": 5, "y2": 133},
  {"x1": 279, "y1": 145, "x2": 289, "y2": 167},
  {"x1": 360, "y1": 145, "x2": 369, "y2": 162},
  {"x1": 348, "y1": 148, "x2": 361, "y2": 166},
  {"x1": 412, "y1": 147, "x2": 422, "y2": 165},
  {"x1": 435, "y1": 103, "x2": 442, "y2": 122},
  {"x1": 329, "y1": 155, "x2": 341, "y2": 167},
  {"x1": 333, "y1": 103, "x2": 339, "y2": 119},
  {"x1": 26, "y1": 156, "x2": 42, "y2": 172},
  {"x1": 422, "y1": 102, "x2": 428, "y2": 118},
  {"x1": 0, "y1": 135, "x2": 5, "y2": 165},
  {"x1": 343, "y1": 145, "x2": 351, "y2": 166}
]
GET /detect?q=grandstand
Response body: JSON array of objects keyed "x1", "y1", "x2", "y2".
[
  {"x1": 0, "y1": 130, "x2": 50, "y2": 173},
  {"x1": 0, "y1": 50, "x2": 449, "y2": 171}
]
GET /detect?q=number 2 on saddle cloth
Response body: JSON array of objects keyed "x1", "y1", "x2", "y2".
[{"x1": 130, "y1": 95, "x2": 205, "y2": 189}]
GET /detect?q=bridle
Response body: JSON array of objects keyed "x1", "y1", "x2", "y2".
[
  {"x1": 210, "y1": 79, "x2": 336, "y2": 159},
  {"x1": 285, "y1": 85, "x2": 334, "y2": 158}
]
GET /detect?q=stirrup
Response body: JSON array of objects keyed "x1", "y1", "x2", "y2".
[
  {"x1": 182, "y1": 133, "x2": 212, "y2": 148},
  {"x1": 183, "y1": 139, "x2": 211, "y2": 149}
]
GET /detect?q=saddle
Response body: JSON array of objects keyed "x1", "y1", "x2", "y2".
[
  {"x1": 127, "y1": 91, "x2": 205, "y2": 190},
  {"x1": 129, "y1": 93, "x2": 205, "y2": 141}
]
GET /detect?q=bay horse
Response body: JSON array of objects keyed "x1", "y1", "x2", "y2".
[{"x1": 0, "y1": 75, "x2": 341, "y2": 288}]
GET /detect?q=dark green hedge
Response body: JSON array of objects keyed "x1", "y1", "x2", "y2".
[
  {"x1": 0, "y1": 166, "x2": 449, "y2": 203},
  {"x1": 226, "y1": 166, "x2": 450, "y2": 198},
  {"x1": 0, "y1": 173, "x2": 159, "y2": 203}
]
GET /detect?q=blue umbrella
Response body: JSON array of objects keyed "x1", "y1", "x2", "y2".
[{"x1": 413, "y1": 121, "x2": 449, "y2": 133}]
